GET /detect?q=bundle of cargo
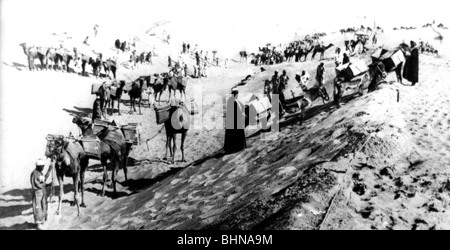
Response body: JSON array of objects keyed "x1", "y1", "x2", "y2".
[
  {"x1": 80, "y1": 137, "x2": 101, "y2": 159},
  {"x1": 93, "y1": 119, "x2": 118, "y2": 135},
  {"x1": 91, "y1": 83, "x2": 102, "y2": 95},
  {"x1": 154, "y1": 104, "x2": 171, "y2": 124},
  {"x1": 121, "y1": 123, "x2": 141, "y2": 145},
  {"x1": 335, "y1": 60, "x2": 369, "y2": 82},
  {"x1": 371, "y1": 48, "x2": 405, "y2": 72},
  {"x1": 246, "y1": 96, "x2": 272, "y2": 127}
]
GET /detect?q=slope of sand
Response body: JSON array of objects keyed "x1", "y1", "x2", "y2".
[{"x1": 1, "y1": 26, "x2": 449, "y2": 230}]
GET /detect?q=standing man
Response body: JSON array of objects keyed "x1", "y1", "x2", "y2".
[
  {"x1": 184, "y1": 63, "x2": 188, "y2": 77},
  {"x1": 195, "y1": 52, "x2": 200, "y2": 66},
  {"x1": 92, "y1": 95, "x2": 102, "y2": 123},
  {"x1": 224, "y1": 88, "x2": 247, "y2": 154},
  {"x1": 403, "y1": 40, "x2": 419, "y2": 86},
  {"x1": 30, "y1": 159, "x2": 49, "y2": 230},
  {"x1": 168, "y1": 56, "x2": 172, "y2": 68},
  {"x1": 316, "y1": 62, "x2": 325, "y2": 87}
]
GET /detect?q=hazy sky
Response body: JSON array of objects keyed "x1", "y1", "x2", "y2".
[{"x1": 1, "y1": 0, "x2": 449, "y2": 56}]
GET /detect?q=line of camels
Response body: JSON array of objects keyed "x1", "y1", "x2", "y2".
[{"x1": 19, "y1": 42, "x2": 118, "y2": 79}]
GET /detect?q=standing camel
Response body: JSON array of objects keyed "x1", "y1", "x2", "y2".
[
  {"x1": 311, "y1": 43, "x2": 334, "y2": 60},
  {"x1": 129, "y1": 78, "x2": 145, "y2": 115},
  {"x1": 164, "y1": 100, "x2": 190, "y2": 163},
  {"x1": 19, "y1": 43, "x2": 46, "y2": 71},
  {"x1": 45, "y1": 136, "x2": 88, "y2": 217},
  {"x1": 168, "y1": 75, "x2": 187, "y2": 101},
  {"x1": 150, "y1": 74, "x2": 169, "y2": 105},
  {"x1": 72, "y1": 116, "x2": 128, "y2": 197},
  {"x1": 299, "y1": 45, "x2": 315, "y2": 62},
  {"x1": 97, "y1": 83, "x2": 111, "y2": 119},
  {"x1": 103, "y1": 59, "x2": 117, "y2": 79},
  {"x1": 239, "y1": 51, "x2": 248, "y2": 63},
  {"x1": 108, "y1": 81, "x2": 126, "y2": 115}
]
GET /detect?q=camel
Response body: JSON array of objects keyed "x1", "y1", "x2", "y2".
[
  {"x1": 19, "y1": 43, "x2": 46, "y2": 71},
  {"x1": 103, "y1": 59, "x2": 117, "y2": 79},
  {"x1": 73, "y1": 116, "x2": 128, "y2": 197},
  {"x1": 285, "y1": 82, "x2": 330, "y2": 124},
  {"x1": 311, "y1": 43, "x2": 334, "y2": 60},
  {"x1": 168, "y1": 75, "x2": 187, "y2": 100},
  {"x1": 163, "y1": 100, "x2": 190, "y2": 163},
  {"x1": 239, "y1": 51, "x2": 248, "y2": 63},
  {"x1": 150, "y1": 73, "x2": 169, "y2": 105},
  {"x1": 129, "y1": 78, "x2": 145, "y2": 115},
  {"x1": 45, "y1": 48, "x2": 62, "y2": 71},
  {"x1": 80, "y1": 53, "x2": 103, "y2": 77},
  {"x1": 57, "y1": 48, "x2": 75, "y2": 73},
  {"x1": 299, "y1": 45, "x2": 315, "y2": 62},
  {"x1": 97, "y1": 83, "x2": 111, "y2": 119},
  {"x1": 45, "y1": 136, "x2": 88, "y2": 216},
  {"x1": 333, "y1": 61, "x2": 387, "y2": 108},
  {"x1": 108, "y1": 81, "x2": 126, "y2": 115}
]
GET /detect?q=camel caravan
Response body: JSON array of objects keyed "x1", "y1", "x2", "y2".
[
  {"x1": 19, "y1": 31, "x2": 156, "y2": 79},
  {"x1": 28, "y1": 19, "x2": 430, "y2": 223}
]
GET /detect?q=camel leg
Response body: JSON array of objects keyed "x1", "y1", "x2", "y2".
[
  {"x1": 101, "y1": 158, "x2": 108, "y2": 197},
  {"x1": 73, "y1": 174, "x2": 80, "y2": 217},
  {"x1": 181, "y1": 132, "x2": 187, "y2": 163},
  {"x1": 117, "y1": 99, "x2": 122, "y2": 116},
  {"x1": 56, "y1": 173, "x2": 64, "y2": 215},
  {"x1": 80, "y1": 157, "x2": 88, "y2": 208},
  {"x1": 111, "y1": 156, "x2": 119, "y2": 198},
  {"x1": 172, "y1": 134, "x2": 177, "y2": 163},
  {"x1": 164, "y1": 134, "x2": 171, "y2": 160},
  {"x1": 123, "y1": 144, "x2": 131, "y2": 182},
  {"x1": 138, "y1": 97, "x2": 142, "y2": 115}
]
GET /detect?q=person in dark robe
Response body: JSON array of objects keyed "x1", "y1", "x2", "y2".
[
  {"x1": 168, "y1": 56, "x2": 172, "y2": 67},
  {"x1": 92, "y1": 95, "x2": 102, "y2": 123},
  {"x1": 224, "y1": 88, "x2": 247, "y2": 154},
  {"x1": 403, "y1": 40, "x2": 419, "y2": 86},
  {"x1": 316, "y1": 63, "x2": 325, "y2": 87},
  {"x1": 30, "y1": 159, "x2": 49, "y2": 230}
]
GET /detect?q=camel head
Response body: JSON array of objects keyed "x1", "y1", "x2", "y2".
[
  {"x1": 45, "y1": 134, "x2": 65, "y2": 159},
  {"x1": 72, "y1": 116, "x2": 92, "y2": 133}
]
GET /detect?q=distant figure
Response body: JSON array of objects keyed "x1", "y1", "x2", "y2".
[
  {"x1": 224, "y1": 88, "x2": 247, "y2": 154},
  {"x1": 264, "y1": 79, "x2": 273, "y2": 101},
  {"x1": 83, "y1": 36, "x2": 90, "y2": 46},
  {"x1": 30, "y1": 159, "x2": 49, "y2": 230},
  {"x1": 334, "y1": 47, "x2": 342, "y2": 67},
  {"x1": 225, "y1": 58, "x2": 229, "y2": 68},
  {"x1": 168, "y1": 56, "x2": 172, "y2": 67},
  {"x1": 93, "y1": 24, "x2": 99, "y2": 37},
  {"x1": 403, "y1": 40, "x2": 419, "y2": 86},
  {"x1": 92, "y1": 95, "x2": 102, "y2": 123},
  {"x1": 184, "y1": 63, "x2": 188, "y2": 77},
  {"x1": 195, "y1": 52, "x2": 200, "y2": 66},
  {"x1": 187, "y1": 44, "x2": 190, "y2": 53},
  {"x1": 279, "y1": 70, "x2": 289, "y2": 104},
  {"x1": 316, "y1": 63, "x2": 325, "y2": 87},
  {"x1": 372, "y1": 32, "x2": 378, "y2": 45},
  {"x1": 182, "y1": 43, "x2": 186, "y2": 53},
  {"x1": 271, "y1": 71, "x2": 280, "y2": 94}
]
